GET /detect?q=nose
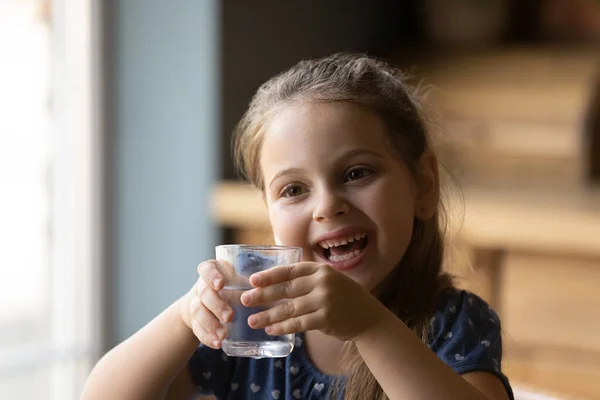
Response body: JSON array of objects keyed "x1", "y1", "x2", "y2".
[{"x1": 312, "y1": 188, "x2": 350, "y2": 222}]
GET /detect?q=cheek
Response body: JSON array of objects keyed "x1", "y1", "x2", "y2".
[
  {"x1": 268, "y1": 205, "x2": 309, "y2": 246},
  {"x1": 386, "y1": 202, "x2": 416, "y2": 244},
  {"x1": 365, "y1": 181, "x2": 416, "y2": 250},
  {"x1": 364, "y1": 179, "x2": 416, "y2": 223}
]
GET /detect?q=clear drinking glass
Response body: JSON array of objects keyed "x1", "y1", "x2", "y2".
[{"x1": 215, "y1": 244, "x2": 302, "y2": 359}]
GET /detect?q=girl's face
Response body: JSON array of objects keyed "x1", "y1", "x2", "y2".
[{"x1": 259, "y1": 102, "x2": 437, "y2": 290}]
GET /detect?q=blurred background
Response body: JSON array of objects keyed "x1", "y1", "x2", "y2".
[{"x1": 0, "y1": 0, "x2": 599, "y2": 399}]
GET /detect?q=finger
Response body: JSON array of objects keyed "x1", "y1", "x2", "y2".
[
  {"x1": 241, "y1": 275, "x2": 314, "y2": 307},
  {"x1": 214, "y1": 259, "x2": 249, "y2": 288},
  {"x1": 250, "y1": 262, "x2": 318, "y2": 287},
  {"x1": 264, "y1": 311, "x2": 322, "y2": 336},
  {"x1": 192, "y1": 320, "x2": 222, "y2": 350},
  {"x1": 197, "y1": 260, "x2": 224, "y2": 291},
  {"x1": 191, "y1": 300, "x2": 228, "y2": 341},
  {"x1": 199, "y1": 285, "x2": 234, "y2": 323},
  {"x1": 247, "y1": 294, "x2": 318, "y2": 329}
]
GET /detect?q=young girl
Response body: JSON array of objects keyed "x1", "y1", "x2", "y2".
[{"x1": 82, "y1": 53, "x2": 514, "y2": 400}]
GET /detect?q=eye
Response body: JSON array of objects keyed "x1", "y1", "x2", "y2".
[
  {"x1": 281, "y1": 184, "x2": 305, "y2": 198},
  {"x1": 344, "y1": 167, "x2": 374, "y2": 182}
]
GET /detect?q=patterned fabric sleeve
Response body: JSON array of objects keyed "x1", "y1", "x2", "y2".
[
  {"x1": 428, "y1": 289, "x2": 514, "y2": 400},
  {"x1": 188, "y1": 344, "x2": 238, "y2": 398}
]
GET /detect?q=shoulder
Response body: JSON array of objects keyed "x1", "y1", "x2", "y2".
[
  {"x1": 428, "y1": 288, "x2": 502, "y2": 365},
  {"x1": 429, "y1": 289, "x2": 501, "y2": 348},
  {"x1": 428, "y1": 288, "x2": 514, "y2": 399}
]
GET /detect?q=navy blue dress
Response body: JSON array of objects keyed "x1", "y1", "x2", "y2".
[{"x1": 188, "y1": 288, "x2": 514, "y2": 399}]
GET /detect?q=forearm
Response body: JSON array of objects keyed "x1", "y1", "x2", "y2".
[
  {"x1": 354, "y1": 307, "x2": 488, "y2": 400},
  {"x1": 81, "y1": 295, "x2": 199, "y2": 400}
]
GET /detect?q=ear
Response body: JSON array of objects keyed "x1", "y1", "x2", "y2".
[{"x1": 414, "y1": 151, "x2": 440, "y2": 221}]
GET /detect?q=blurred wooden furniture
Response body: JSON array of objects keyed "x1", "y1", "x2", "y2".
[
  {"x1": 410, "y1": 47, "x2": 600, "y2": 189},
  {"x1": 406, "y1": 48, "x2": 600, "y2": 398},
  {"x1": 212, "y1": 182, "x2": 600, "y2": 399}
]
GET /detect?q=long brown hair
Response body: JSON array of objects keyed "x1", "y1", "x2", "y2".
[{"x1": 232, "y1": 53, "x2": 454, "y2": 400}]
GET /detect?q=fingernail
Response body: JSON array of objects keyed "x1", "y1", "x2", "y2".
[
  {"x1": 212, "y1": 339, "x2": 221, "y2": 347},
  {"x1": 240, "y1": 291, "x2": 251, "y2": 304},
  {"x1": 216, "y1": 327, "x2": 226, "y2": 339},
  {"x1": 248, "y1": 315, "x2": 258, "y2": 327},
  {"x1": 250, "y1": 274, "x2": 261, "y2": 285},
  {"x1": 213, "y1": 277, "x2": 223, "y2": 289},
  {"x1": 265, "y1": 325, "x2": 273, "y2": 335}
]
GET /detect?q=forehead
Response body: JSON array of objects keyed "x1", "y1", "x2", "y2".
[{"x1": 260, "y1": 102, "x2": 394, "y2": 174}]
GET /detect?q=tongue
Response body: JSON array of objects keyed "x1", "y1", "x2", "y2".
[{"x1": 330, "y1": 239, "x2": 364, "y2": 257}]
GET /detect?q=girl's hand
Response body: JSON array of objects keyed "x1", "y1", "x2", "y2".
[
  {"x1": 240, "y1": 262, "x2": 385, "y2": 341},
  {"x1": 180, "y1": 260, "x2": 241, "y2": 350}
]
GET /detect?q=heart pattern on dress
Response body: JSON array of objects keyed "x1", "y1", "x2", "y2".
[
  {"x1": 314, "y1": 383, "x2": 325, "y2": 391},
  {"x1": 295, "y1": 336, "x2": 303, "y2": 347},
  {"x1": 290, "y1": 366, "x2": 299, "y2": 375},
  {"x1": 250, "y1": 383, "x2": 261, "y2": 393},
  {"x1": 275, "y1": 360, "x2": 283, "y2": 369},
  {"x1": 454, "y1": 354, "x2": 465, "y2": 361},
  {"x1": 449, "y1": 305, "x2": 457, "y2": 313},
  {"x1": 293, "y1": 389, "x2": 302, "y2": 399},
  {"x1": 202, "y1": 372, "x2": 211, "y2": 380},
  {"x1": 481, "y1": 340, "x2": 490, "y2": 347},
  {"x1": 444, "y1": 332, "x2": 453, "y2": 339},
  {"x1": 231, "y1": 382, "x2": 239, "y2": 391},
  {"x1": 272, "y1": 389, "x2": 280, "y2": 399}
]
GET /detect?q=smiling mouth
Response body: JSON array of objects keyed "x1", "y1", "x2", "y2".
[{"x1": 318, "y1": 233, "x2": 369, "y2": 263}]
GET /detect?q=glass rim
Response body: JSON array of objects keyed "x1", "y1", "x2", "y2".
[{"x1": 215, "y1": 244, "x2": 302, "y2": 253}]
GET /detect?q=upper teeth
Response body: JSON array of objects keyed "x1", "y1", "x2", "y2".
[{"x1": 319, "y1": 233, "x2": 366, "y2": 249}]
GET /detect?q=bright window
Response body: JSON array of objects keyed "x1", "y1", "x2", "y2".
[{"x1": 0, "y1": 0, "x2": 103, "y2": 398}]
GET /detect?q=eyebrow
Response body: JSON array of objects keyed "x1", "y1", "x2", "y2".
[
  {"x1": 338, "y1": 148, "x2": 384, "y2": 161},
  {"x1": 267, "y1": 148, "x2": 384, "y2": 189},
  {"x1": 269, "y1": 168, "x2": 304, "y2": 189}
]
